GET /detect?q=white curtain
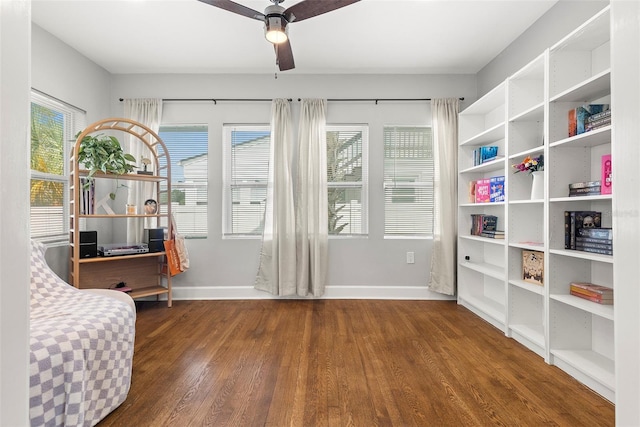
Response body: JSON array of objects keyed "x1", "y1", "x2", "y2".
[
  {"x1": 254, "y1": 99, "x2": 297, "y2": 296},
  {"x1": 428, "y1": 98, "x2": 459, "y2": 295},
  {"x1": 296, "y1": 99, "x2": 329, "y2": 297},
  {"x1": 123, "y1": 99, "x2": 163, "y2": 243}
]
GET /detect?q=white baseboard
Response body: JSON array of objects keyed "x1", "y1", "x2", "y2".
[{"x1": 171, "y1": 285, "x2": 456, "y2": 300}]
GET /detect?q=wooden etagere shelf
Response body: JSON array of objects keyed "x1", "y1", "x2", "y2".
[
  {"x1": 458, "y1": 6, "x2": 614, "y2": 402},
  {"x1": 69, "y1": 118, "x2": 173, "y2": 307}
]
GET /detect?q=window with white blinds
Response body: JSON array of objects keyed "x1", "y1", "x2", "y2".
[
  {"x1": 158, "y1": 125, "x2": 208, "y2": 238},
  {"x1": 327, "y1": 125, "x2": 368, "y2": 235},
  {"x1": 30, "y1": 91, "x2": 85, "y2": 240},
  {"x1": 223, "y1": 125, "x2": 271, "y2": 236},
  {"x1": 383, "y1": 126, "x2": 434, "y2": 236}
]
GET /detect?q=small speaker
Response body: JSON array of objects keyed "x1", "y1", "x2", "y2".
[
  {"x1": 79, "y1": 230, "x2": 97, "y2": 258},
  {"x1": 144, "y1": 228, "x2": 164, "y2": 253}
]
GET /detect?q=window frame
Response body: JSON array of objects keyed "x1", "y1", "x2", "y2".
[
  {"x1": 30, "y1": 90, "x2": 85, "y2": 242},
  {"x1": 326, "y1": 124, "x2": 369, "y2": 238},
  {"x1": 158, "y1": 124, "x2": 209, "y2": 239},
  {"x1": 383, "y1": 125, "x2": 434, "y2": 238},
  {"x1": 222, "y1": 124, "x2": 271, "y2": 238}
]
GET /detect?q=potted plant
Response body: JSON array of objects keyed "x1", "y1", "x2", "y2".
[{"x1": 77, "y1": 133, "x2": 136, "y2": 199}]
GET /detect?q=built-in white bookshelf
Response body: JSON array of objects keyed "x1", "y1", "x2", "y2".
[{"x1": 458, "y1": 5, "x2": 614, "y2": 403}]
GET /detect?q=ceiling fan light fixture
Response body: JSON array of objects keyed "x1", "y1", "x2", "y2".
[{"x1": 265, "y1": 15, "x2": 288, "y2": 44}]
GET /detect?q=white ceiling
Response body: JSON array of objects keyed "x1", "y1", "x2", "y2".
[{"x1": 31, "y1": 0, "x2": 558, "y2": 75}]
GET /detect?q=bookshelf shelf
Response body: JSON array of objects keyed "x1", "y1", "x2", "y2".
[
  {"x1": 458, "y1": 5, "x2": 614, "y2": 403},
  {"x1": 69, "y1": 118, "x2": 173, "y2": 307}
]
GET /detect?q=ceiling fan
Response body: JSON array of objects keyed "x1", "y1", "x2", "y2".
[{"x1": 197, "y1": 0, "x2": 361, "y2": 71}]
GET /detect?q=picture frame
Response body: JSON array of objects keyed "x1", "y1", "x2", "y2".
[{"x1": 522, "y1": 250, "x2": 544, "y2": 286}]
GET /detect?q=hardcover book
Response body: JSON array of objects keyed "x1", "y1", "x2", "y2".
[
  {"x1": 601, "y1": 154, "x2": 612, "y2": 195},
  {"x1": 475, "y1": 179, "x2": 490, "y2": 203},
  {"x1": 522, "y1": 250, "x2": 544, "y2": 286},
  {"x1": 569, "y1": 180, "x2": 601, "y2": 189},
  {"x1": 480, "y1": 146, "x2": 498, "y2": 164},
  {"x1": 577, "y1": 227, "x2": 613, "y2": 240},
  {"x1": 490, "y1": 176, "x2": 505, "y2": 202},
  {"x1": 570, "y1": 290, "x2": 613, "y2": 304}
]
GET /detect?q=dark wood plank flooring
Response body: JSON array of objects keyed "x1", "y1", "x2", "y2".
[{"x1": 99, "y1": 300, "x2": 614, "y2": 426}]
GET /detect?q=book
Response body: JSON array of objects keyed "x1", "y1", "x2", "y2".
[
  {"x1": 570, "y1": 290, "x2": 613, "y2": 304},
  {"x1": 577, "y1": 227, "x2": 613, "y2": 240},
  {"x1": 570, "y1": 282, "x2": 613, "y2": 296},
  {"x1": 480, "y1": 232, "x2": 505, "y2": 239},
  {"x1": 601, "y1": 154, "x2": 612, "y2": 195},
  {"x1": 575, "y1": 238, "x2": 613, "y2": 251},
  {"x1": 490, "y1": 176, "x2": 505, "y2": 202},
  {"x1": 468, "y1": 181, "x2": 476, "y2": 203},
  {"x1": 576, "y1": 246, "x2": 613, "y2": 256},
  {"x1": 569, "y1": 180, "x2": 601, "y2": 189},
  {"x1": 564, "y1": 211, "x2": 571, "y2": 249},
  {"x1": 480, "y1": 146, "x2": 498, "y2": 164},
  {"x1": 569, "y1": 186, "x2": 600, "y2": 197},
  {"x1": 522, "y1": 250, "x2": 544, "y2": 285},
  {"x1": 475, "y1": 179, "x2": 490, "y2": 203},
  {"x1": 576, "y1": 236, "x2": 613, "y2": 245}
]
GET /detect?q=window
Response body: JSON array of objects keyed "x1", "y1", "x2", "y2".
[
  {"x1": 223, "y1": 125, "x2": 270, "y2": 236},
  {"x1": 383, "y1": 126, "x2": 434, "y2": 236},
  {"x1": 327, "y1": 126, "x2": 368, "y2": 235},
  {"x1": 158, "y1": 125, "x2": 208, "y2": 238},
  {"x1": 30, "y1": 91, "x2": 85, "y2": 240}
]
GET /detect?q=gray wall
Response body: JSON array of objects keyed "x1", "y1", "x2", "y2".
[
  {"x1": 476, "y1": 0, "x2": 609, "y2": 97},
  {"x1": 111, "y1": 73, "x2": 475, "y2": 299}
]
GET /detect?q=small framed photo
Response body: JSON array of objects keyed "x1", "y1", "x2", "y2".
[
  {"x1": 522, "y1": 250, "x2": 544, "y2": 286},
  {"x1": 144, "y1": 199, "x2": 158, "y2": 215}
]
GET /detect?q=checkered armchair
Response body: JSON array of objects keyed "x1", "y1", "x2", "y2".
[{"x1": 29, "y1": 240, "x2": 136, "y2": 427}]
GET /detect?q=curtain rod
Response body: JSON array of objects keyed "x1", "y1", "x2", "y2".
[
  {"x1": 118, "y1": 98, "x2": 291, "y2": 104},
  {"x1": 119, "y1": 97, "x2": 464, "y2": 105}
]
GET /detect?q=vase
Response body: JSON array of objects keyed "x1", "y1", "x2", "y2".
[{"x1": 530, "y1": 171, "x2": 544, "y2": 200}]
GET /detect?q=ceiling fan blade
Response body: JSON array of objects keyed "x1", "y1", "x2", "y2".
[
  {"x1": 275, "y1": 40, "x2": 295, "y2": 71},
  {"x1": 283, "y1": 0, "x2": 360, "y2": 23},
  {"x1": 197, "y1": 0, "x2": 264, "y2": 21}
]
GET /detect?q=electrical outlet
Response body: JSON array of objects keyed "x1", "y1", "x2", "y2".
[{"x1": 406, "y1": 251, "x2": 415, "y2": 264}]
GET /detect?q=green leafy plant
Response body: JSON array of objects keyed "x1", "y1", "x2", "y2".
[{"x1": 77, "y1": 133, "x2": 136, "y2": 199}]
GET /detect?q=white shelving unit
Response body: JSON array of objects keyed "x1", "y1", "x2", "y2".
[{"x1": 458, "y1": 5, "x2": 614, "y2": 402}]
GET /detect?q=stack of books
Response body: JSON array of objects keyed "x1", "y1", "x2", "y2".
[
  {"x1": 470, "y1": 214, "x2": 504, "y2": 239},
  {"x1": 585, "y1": 109, "x2": 611, "y2": 132},
  {"x1": 568, "y1": 180, "x2": 600, "y2": 197},
  {"x1": 473, "y1": 146, "x2": 499, "y2": 166},
  {"x1": 564, "y1": 211, "x2": 602, "y2": 250},
  {"x1": 576, "y1": 227, "x2": 613, "y2": 255},
  {"x1": 569, "y1": 282, "x2": 613, "y2": 305}
]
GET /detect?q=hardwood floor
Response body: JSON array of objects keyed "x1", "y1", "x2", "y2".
[{"x1": 99, "y1": 300, "x2": 614, "y2": 426}]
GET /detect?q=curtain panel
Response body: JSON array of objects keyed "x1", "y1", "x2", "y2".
[
  {"x1": 123, "y1": 99, "x2": 163, "y2": 243},
  {"x1": 254, "y1": 99, "x2": 297, "y2": 296},
  {"x1": 296, "y1": 99, "x2": 329, "y2": 297},
  {"x1": 428, "y1": 98, "x2": 459, "y2": 295}
]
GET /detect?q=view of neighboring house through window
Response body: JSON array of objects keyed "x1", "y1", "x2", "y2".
[
  {"x1": 158, "y1": 125, "x2": 208, "y2": 238},
  {"x1": 223, "y1": 125, "x2": 369, "y2": 237},
  {"x1": 30, "y1": 91, "x2": 85, "y2": 240},
  {"x1": 223, "y1": 125, "x2": 271, "y2": 236},
  {"x1": 327, "y1": 125, "x2": 368, "y2": 235},
  {"x1": 383, "y1": 126, "x2": 434, "y2": 236}
]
